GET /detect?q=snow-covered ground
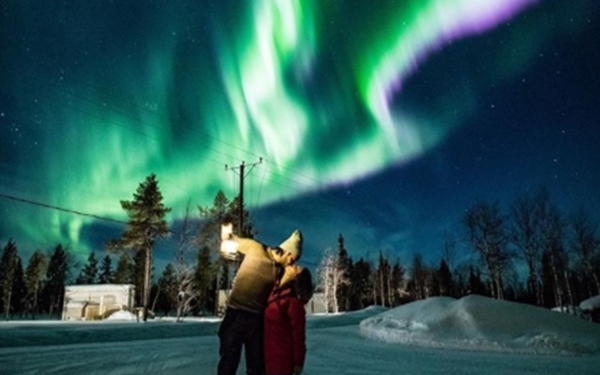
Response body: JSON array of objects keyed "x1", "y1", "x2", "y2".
[{"x1": 1, "y1": 295, "x2": 599, "y2": 375}]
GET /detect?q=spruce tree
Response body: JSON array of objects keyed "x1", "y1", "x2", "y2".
[
  {"x1": 113, "y1": 252, "x2": 133, "y2": 284},
  {"x1": 113, "y1": 253, "x2": 133, "y2": 284},
  {"x1": 99, "y1": 255, "x2": 113, "y2": 284},
  {"x1": 133, "y1": 249, "x2": 146, "y2": 307},
  {"x1": 391, "y1": 262, "x2": 406, "y2": 305},
  {"x1": 198, "y1": 190, "x2": 237, "y2": 314},
  {"x1": 0, "y1": 239, "x2": 19, "y2": 320},
  {"x1": 437, "y1": 259, "x2": 454, "y2": 297},
  {"x1": 24, "y1": 250, "x2": 47, "y2": 318},
  {"x1": 336, "y1": 234, "x2": 352, "y2": 312},
  {"x1": 76, "y1": 251, "x2": 98, "y2": 284},
  {"x1": 42, "y1": 244, "x2": 71, "y2": 317},
  {"x1": 349, "y1": 258, "x2": 372, "y2": 310},
  {"x1": 11, "y1": 258, "x2": 26, "y2": 318},
  {"x1": 194, "y1": 245, "x2": 215, "y2": 314},
  {"x1": 156, "y1": 263, "x2": 177, "y2": 315},
  {"x1": 468, "y1": 266, "x2": 487, "y2": 296},
  {"x1": 111, "y1": 173, "x2": 171, "y2": 321}
]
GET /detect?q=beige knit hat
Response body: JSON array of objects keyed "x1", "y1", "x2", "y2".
[{"x1": 278, "y1": 229, "x2": 303, "y2": 259}]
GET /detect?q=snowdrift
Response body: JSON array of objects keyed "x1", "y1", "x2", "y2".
[{"x1": 359, "y1": 295, "x2": 600, "y2": 355}]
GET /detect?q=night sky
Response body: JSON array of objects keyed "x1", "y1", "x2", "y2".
[{"x1": 1, "y1": 0, "x2": 599, "y2": 271}]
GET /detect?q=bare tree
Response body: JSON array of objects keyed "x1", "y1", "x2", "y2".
[
  {"x1": 173, "y1": 203, "x2": 201, "y2": 322},
  {"x1": 463, "y1": 201, "x2": 511, "y2": 300},
  {"x1": 570, "y1": 209, "x2": 600, "y2": 297},
  {"x1": 509, "y1": 191, "x2": 546, "y2": 305},
  {"x1": 317, "y1": 248, "x2": 343, "y2": 313},
  {"x1": 543, "y1": 208, "x2": 571, "y2": 308}
]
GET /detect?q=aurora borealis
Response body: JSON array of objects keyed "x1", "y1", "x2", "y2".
[{"x1": 1, "y1": 0, "x2": 600, "y2": 268}]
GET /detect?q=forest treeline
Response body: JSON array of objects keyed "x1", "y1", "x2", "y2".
[{"x1": 1, "y1": 174, "x2": 599, "y2": 320}]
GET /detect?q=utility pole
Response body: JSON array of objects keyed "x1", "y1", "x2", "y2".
[
  {"x1": 216, "y1": 158, "x2": 262, "y2": 315},
  {"x1": 225, "y1": 158, "x2": 262, "y2": 236}
]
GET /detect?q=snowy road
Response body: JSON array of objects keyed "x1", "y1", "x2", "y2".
[
  {"x1": 1, "y1": 299, "x2": 599, "y2": 375},
  {"x1": 1, "y1": 324, "x2": 598, "y2": 375}
]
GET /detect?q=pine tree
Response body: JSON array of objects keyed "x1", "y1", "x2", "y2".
[
  {"x1": 41, "y1": 244, "x2": 71, "y2": 317},
  {"x1": 113, "y1": 253, "x2": 134, "y2": 284},
  {"x1": 24, "y1": 250, "x2": 47, "y2": 318},
  {"x1": 133, "y1": 248, "x2": 146, "y2": 307},
  {"x1": 198, "y1": 189, "x2": 243, "y2": 315},
  {"x1": 390, "y1": 261, "x2": 406, "y2": 305},
  {"x1": 377, "y1": 251, "x2": 392, "y2": 307},
  {"x1": 468, "y1": 266, "x2": 487, "y2": 296},
  {"x1": 349, "y1": 258, "x2": 372, "y2": 310},
  {"x1": 0, "y1": 239, "x2": 20, "y2": 320},
  {"x1": 437, "y1": 259, "x2": 454, "y2": 297},
  {"x1": 110, "y1": 173, "x2": 171, "y2": 322},
  {"x1": 336, "y1": 234, "x2": 352, "y2": 312},
  {"x1": 156, "y1": 263, "x2": 177, "y2": 315},
  {"x1": 76, "y1": 251, "x2": 98, "y2": 284},
  {"x1": 228, "y1": 194, "x2": 254, "y2": 237},
  {"x1": 99, "y1": 255, "x2": 113, "y2": 284},
  {"x1": 195, "y1": 245, "x2": 215, "y2": 314},
  {"x1": 408, "y1": 253, "x2": 428, "y2": 300},
  {"x1": 11, "y1": 258, "x2": 26, "y2": 318},
  {"x1": 198, "y1": 190, "x2": 231, "y2": 255}
]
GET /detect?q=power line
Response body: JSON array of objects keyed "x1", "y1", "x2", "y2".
[
  {"x1": 226, "y1": 158, "x2": 263, "y2": 236},
  {"x1": 0, "y1": 192, "x2": 126, "y2": 225}
]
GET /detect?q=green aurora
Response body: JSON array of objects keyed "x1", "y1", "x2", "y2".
[{"x1": 1, "y1": 0, "x2": 597, "y2": 262}]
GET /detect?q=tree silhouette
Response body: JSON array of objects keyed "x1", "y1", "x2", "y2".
[
  {"x1": 98, "y1": 255, "x2": 113, "y2": 284},
  {"x1": 24, "y1": 250, "x2": 47, "y2": 318},
  {"x1": 463, "y1": 201, "x2": 511, "y2": 299},
  {"x1": 41, "y1": 244, "x2": 70, "y2": 317},
  {"x1": 0, "y1": 239, "x2": 20, "y2": 319},
  {"x1": 110, "y1": 173, "x2": 171, "y2": 321},
  {"x1": 76, "y1": 251, "x2": 98, "y2": 284}
]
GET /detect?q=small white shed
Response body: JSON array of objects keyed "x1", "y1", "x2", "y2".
[
  {"x1": 62, "y1": 284, "x2": 135, "y2": 321},
  {"x1": 306, "y1": 292, "x2": 328, "y2": 314},
  {"x1": 579, "y1": 294, "x2": 600, "y2": 323}
]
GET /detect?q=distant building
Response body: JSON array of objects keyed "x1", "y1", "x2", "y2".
[
  {"x1": 62, "y1": 284, "x2": 135, "y2": 321},
  {"x1": 306, "y1": 292, "x2": 328, "y2": 314},
  {"x1": 579, "y1": 294, "x2": 600, "y2": 323}
]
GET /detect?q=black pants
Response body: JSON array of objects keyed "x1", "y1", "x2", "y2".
[{"x1": 218, "y1": 308, "x2": 264, "y2": 375}]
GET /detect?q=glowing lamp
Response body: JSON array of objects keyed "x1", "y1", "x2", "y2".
[{"x1": 220, "y1": 239, "x2": 239, "y2": 258}]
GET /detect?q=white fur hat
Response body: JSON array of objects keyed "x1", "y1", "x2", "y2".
[{"x1": 278, "y1": 229, "x2": 303, "y2": 258}]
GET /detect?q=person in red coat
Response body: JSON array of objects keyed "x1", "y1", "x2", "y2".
[{"x1": 264, "y1": 265, "x2": 313, "y2": 375}]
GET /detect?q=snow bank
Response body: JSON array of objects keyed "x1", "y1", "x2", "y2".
[
  {"x1": 308, "y1": 305, "x2": 388, "y2": 329},
  {"x1": 105, "y1": 310, "x2": 137, "y2": 321},
  {"x1": 359, "y1": 295, "x2": 600, "y2": 355},
  {"x1": 580, "y1": 295, "x2": 600, "y2": 311}
]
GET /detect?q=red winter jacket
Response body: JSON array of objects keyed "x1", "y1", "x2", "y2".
[{"x1": 263, "y1": 287, "x2": 306, "y2": 375}]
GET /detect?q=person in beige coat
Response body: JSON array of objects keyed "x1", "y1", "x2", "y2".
[{"x1": 217, "y1": 223, "x2": 303, "y2": 375}]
